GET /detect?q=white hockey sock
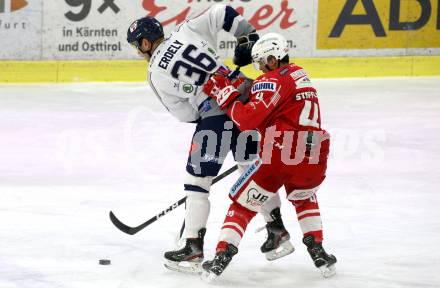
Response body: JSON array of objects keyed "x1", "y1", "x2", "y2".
[
  {"x1": 260, "y1": 192, "x2": 281, "y2": 222},
  {"x1": 184, "y1": 191, "x2": 210, "y2": 238},
  {"x1": 293, "y1": 197, "x2": 323, "y2": 241}
]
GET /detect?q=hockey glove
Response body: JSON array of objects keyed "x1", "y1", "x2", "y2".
[
  {"x1": 233, "y1": 33, "x2": 260, "y2": 67},
  {"x1": 215, "y1": 65, "x2": 233, "y2": 77},
  {"x1": 203, "y1": 75, "x2": 241, "y2": 109},
  {"x1": 214, "y1": 65, "x2": 239, "y2": 80}
]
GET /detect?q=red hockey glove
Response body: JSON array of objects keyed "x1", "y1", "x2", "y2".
[
  {"x1": 215, "y1": 65, "x2": 243, "y2": 82},
  {"x1": 215, "y1": 65, "x2": 233, "y2": 78},
  {"x1": 203, "y1": 75, "x2": 241, "y2": 109}
]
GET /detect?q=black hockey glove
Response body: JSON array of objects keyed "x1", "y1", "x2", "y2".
[{"x1": 233, "y1": 33, "x2": 259, "y2": 67}]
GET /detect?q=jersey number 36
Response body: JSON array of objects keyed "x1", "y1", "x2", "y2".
[{"x1": 171, "y1": 44, "x2": 217, "y2": 86}]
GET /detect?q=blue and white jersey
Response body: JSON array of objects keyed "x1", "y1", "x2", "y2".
[{"x1": 148, "y1": 4, "x2": 256, "y2": 122}]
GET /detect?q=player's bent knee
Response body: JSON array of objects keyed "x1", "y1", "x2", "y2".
[
  {"x1": 231, "y1": 180, "x2": 276, "y2": 212},
  {"x1": 286, "y1": 185, "x2": 321, "y2": 201},
  {"x1": 186, "y1": 190, "x2": 210, "y2": 199},
  {"x1": 184, "y1": 173, "x2": 213, "y2": 193}
]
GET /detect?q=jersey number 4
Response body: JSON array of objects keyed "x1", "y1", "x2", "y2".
[
  {"x1": 299, "y1": 100, "x2": 320, "y2": 129},
  {"x1": 171, "y1": 44, "x2": 217, "y2": 86}
]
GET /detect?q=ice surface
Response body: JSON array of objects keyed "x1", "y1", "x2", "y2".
[{"x1": 1, "y1": 78, "x2": 440, "y2": 288}]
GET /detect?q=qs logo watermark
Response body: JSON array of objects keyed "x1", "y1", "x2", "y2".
[{"x1": 0, "y1": 0, "x2": 27, "y2": 13}]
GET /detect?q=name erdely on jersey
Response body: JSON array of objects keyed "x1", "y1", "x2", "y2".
[
  {"x1": 157, "y1": 40, "x2": 184, "y2": 70},
  {"x1": 147, "y1": 4, "x2": 256, "y2": 123}
]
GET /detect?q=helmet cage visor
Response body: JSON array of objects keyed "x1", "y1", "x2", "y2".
[
  {"x1": 251, "y1": 46, "x2": 277, "y2": 70},
  {"x1": 129, "y1": 40, "x2": 141, "y2": 51},
  {"x1": 130, "y1": 39, "x2": 150, "y2": 55},
  {"x1": 252, "y1": 55, "x2": 267, "y2": 70}
]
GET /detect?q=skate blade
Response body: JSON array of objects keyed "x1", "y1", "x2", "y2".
[
  {"x1": 200, "y1": 270, "x2": 218, "y2": 283},
  {"x1": 164, "y1": 259, "x2": 202, "y2": 274},
  {"x1": 319, "y1": 264, "x2": 336, "y2": 278},
  {"x1": 265, "y1": 240, "x2": 295, "y2": 261}
]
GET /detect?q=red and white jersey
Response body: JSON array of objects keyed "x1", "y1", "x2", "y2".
[{"x1": 227, "y1": 64, "x2": 324, "y2": 135}]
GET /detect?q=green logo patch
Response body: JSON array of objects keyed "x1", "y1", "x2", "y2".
[{"x1": 183, "y1": 84, "x2": 194, "y2": 93}]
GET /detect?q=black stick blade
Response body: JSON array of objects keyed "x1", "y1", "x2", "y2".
[
  {"x1": 109, "y1": 211, "x2": 137, "y2": 235},
  {"x1": 108, "y1": 165, "x2": 238, "y2": 235}
]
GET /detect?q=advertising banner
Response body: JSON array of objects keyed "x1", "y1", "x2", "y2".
[
  {"x1": 317, "y1": 0, "x2": 440, "y2": 49},
  {"x1": 42, "y1": 0, "x2": 133, "y2": 60},
  {"x1": 140, "y1": 0, "x2": 314, "y2": 58},
  {"x1": 0, "y1": 0, "x2": 42, "y2": 60},
  {"x1": 0, "y1": 0, "x2": 439, "y2": 60},
  {"x1": 39, "y1": 0, "x2": 312, "y2": 60}
]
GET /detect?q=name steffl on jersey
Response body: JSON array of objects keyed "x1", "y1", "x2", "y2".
[
  {"x1": 158, "y1": 40, "x2": 184, "y2": 70},
  {"x1": 295, "y1": 91, "x2": 317, "y2": 101}
]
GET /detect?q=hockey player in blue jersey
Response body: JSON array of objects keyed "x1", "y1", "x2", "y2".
[{"x1": 127, "y1": 5, "x2": 294, "y2": 273}]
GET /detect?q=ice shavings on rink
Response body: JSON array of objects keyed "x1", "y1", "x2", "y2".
[{"x1": 0, "y1": 77, "x2": 439, "y2": 288}]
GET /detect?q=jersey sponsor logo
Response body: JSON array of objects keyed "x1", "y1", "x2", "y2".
[
  {"x1": 236, "y1": 179, "x2": 273, "y2": 212},
  {"x1": 246, "y1": 188, "x2": 269, "y2": 208},
  {"x1": 251, "y1": 82, "x2": 277, "y2": 93},
  {"x1": 183, "y1": 84, "x2": 194, "y2": 93},
  {"x1": 290, "y1": 69, "x2": 307, "y2": 81},
  {"x1": 287, "y1": 186, "x2": 321, "y2": 201},
  {"x1": 230, "y1": 159, "x2": 261, "y2": 197},
  {"x1": 158, "y1": 40, "x2": 184, "y2": 70},
  {"x1": 295, "y1": 76, "x2": 313, "y2": 89}
]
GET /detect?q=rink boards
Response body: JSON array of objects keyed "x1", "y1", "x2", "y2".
[{"x1": 1, "y1": 56, "x2": 440, "y2": 83}]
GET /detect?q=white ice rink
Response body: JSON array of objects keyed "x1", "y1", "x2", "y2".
[{"x1": 1, "y1": 77, "x2": 439, "y2": 288}]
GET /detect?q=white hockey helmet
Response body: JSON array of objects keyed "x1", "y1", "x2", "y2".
[{"x1": 251, "y1": 33, "x2": 289, "y2": 69}]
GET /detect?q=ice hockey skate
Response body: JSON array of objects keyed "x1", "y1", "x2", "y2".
[
  {"x1": 303, "y1": 235, "x2": 337, "y2": 278},
  {"x1": 163, "y1": 228, "x2": 206, "y2": 274},
  {"x1": 200, "y1": 243, "x2": 238, "y2": 282},
  {"x1": 258, "y1": 208, "x2": 295, "y2": 261}
]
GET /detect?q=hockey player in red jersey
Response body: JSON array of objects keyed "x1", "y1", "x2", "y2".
[
  {"x1": 201, "y1": 33, "x2": 337, "y2": 281},
  {"x1": 126, "y1": 6, "x2": 295, "y2": 274}
]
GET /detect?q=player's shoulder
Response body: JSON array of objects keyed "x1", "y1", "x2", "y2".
[
  {"x1": 253, "y1": 63, "x2": 297, "y2": 84},
  {"x1": 273, "y1": 63, "x2": 308, "y2": 79},
  {"x1": 251, "y1": 64, "x2": 292, "y2": 92},
  {"x1": 285, "y1": 64, "x2": 310, "y2": 82},
  {"x1": 268, "y1": 63, "x2": 315, "y2": 91}
]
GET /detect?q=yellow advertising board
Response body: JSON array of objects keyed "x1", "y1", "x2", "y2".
[{"x1": 318, "y1": 0, "x2": 440, "y2": 49}]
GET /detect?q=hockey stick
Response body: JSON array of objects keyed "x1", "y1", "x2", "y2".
[
  {"x1": 109, "y1": 164, "x2": 238, "y2": 235},
  {"x1": 227, "y1": 66, "x2": 241, "y2": 80}
]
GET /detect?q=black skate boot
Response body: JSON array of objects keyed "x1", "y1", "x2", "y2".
[
  {"x1": 303, "y1": 235, "x2": 337, "y2": 278},
  {"x1": 259, "y1": 208, "x2": 294, "y2": 261},
  {"x1": 200, "y1": 243, "x2": 238, "y2": 282},
  {"x1": 164, "y1": 228, "x2": 206, "y2": 274}
]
